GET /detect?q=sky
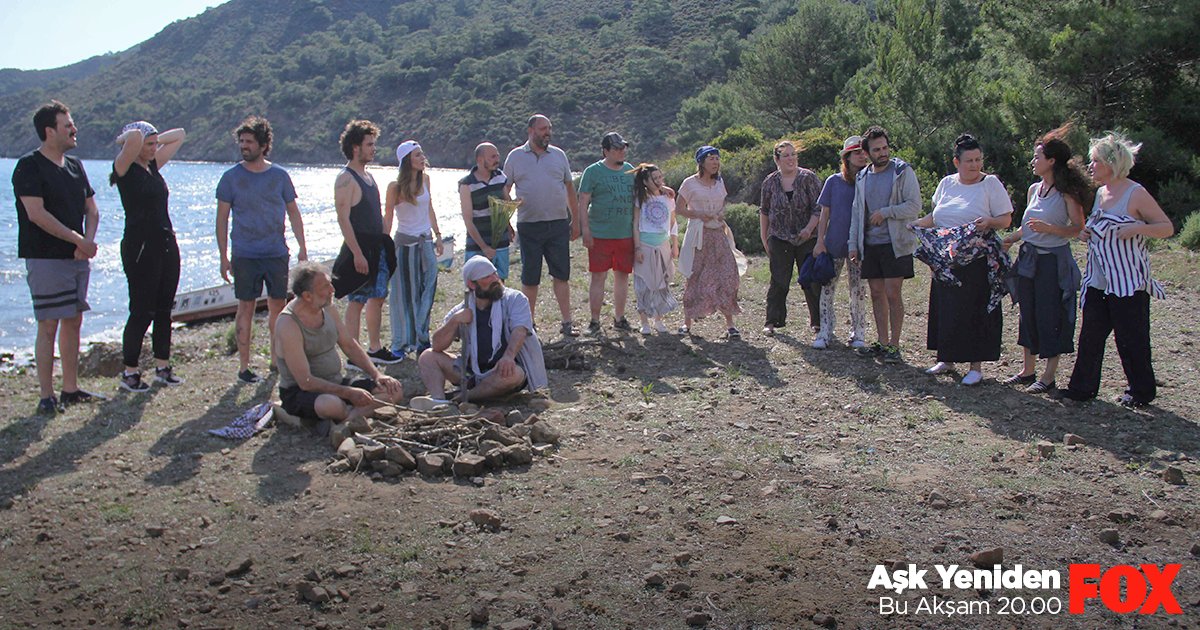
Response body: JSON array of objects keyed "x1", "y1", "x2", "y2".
[{"x1": 0, "y1": 0, "x2": 230, "y2": 71}]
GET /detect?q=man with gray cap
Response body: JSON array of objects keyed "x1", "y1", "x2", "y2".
[
  {"x1": 578, "y1": 131, "x2": 636, "y2": 334},
  {"x1": 503, "y1": 114, "x2": 579, "y2": 336},
  {"x1": 417, "y1": 256, "x2": 547, "y2": 403}
]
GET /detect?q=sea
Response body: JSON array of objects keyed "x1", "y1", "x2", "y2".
[{"x1": 0, "y1": 157, "x2": 476, "y2": 362}]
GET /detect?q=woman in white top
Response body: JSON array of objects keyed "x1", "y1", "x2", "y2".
[
  {"x1": 1061, "y1": 132, "x2": 1173, "y2": 407},
  {"x1": 384, "y1": 141, "x2": 443, "y2": 358},
  {"x1": 676, "y1": 146, "x2": 742, "y2": 338},
  {"x1": 912, "y1": 133, "x2": 1013, "y2": 385},
  {"x1": 630, "y1": 163, "x2": 679, "y2": 334}
]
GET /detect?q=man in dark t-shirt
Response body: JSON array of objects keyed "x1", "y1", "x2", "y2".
[{"x1": 11, "y1": 100, "x2": 103, "y2": 415}]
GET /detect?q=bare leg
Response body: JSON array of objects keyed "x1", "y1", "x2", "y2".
[
  {"x1": 1019, "y1": 348, "x2": 1036, "y2": 377},
  {"x1": 613, "y1": 270, "x2": 629, "y2": 321},
  {"x1": 345, "y1": 301, "x2": 365, "y2": 347},
  {"x1": 1041, "y1": 356, "x2": 1060, "y2": 384},
  {"x1": 267, "y1": 297, "x2": 285, "y2": 368},
  {"x1": 589, "y1": 271, "x2": 607, "y2": 322},
  {"x1": 417, "y1": 349, "x2": 461, "y2": 399},
  {"x1": 522, "y1": 284, "x2": 540, "y2": 323},
  {"x1": 867, "y1": 279, "x2": 889, "y2": 345},
  {"x1": 59, "y1": 313, "x2": 82, "y2": 393},
  {"x1": 552, "y1": 277, "x2": 572, "y2": 323},
  {"x1": 234, "y1": 300, "x2": 255, "y2": 372},
  {"x1": 884, "y1": 278, "x2": 905, "y2": 346},
  {"x1": 364, "y1": 297, "x2": 385, "y2": 352},
  {"x1": 35, "y1": 319, "x2": 59, "y2": 398}
]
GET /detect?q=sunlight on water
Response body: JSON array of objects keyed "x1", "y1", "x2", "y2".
[{"x1": 0, "y1": 158, "x2": 474, "y2": 356}]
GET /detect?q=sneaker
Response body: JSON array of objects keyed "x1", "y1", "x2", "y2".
[
  {"x1": 925, "y1": 362, "x2": 952, "y2": 375},
  {"x1": 882, "y1": 345, "x2": 903, "y2": 364},
  {"x1": 762, "y1": 325, "x2": 775, "y2": 337},
  {"x1": 849, "y1": 339, "x2": 867, "y2": 350},
  {"x1": 855, "y1": 342, "x2": 884, "y2": 357},
  {"x1": 120, "y1": 371, "x2": 151, "y2": 392},
  {"x1": 1116, "y1": 393, "x2": 1149, "y2": 408},
  {"x1": 154, "y1": 366, "x2": 185, "y2": 386},
  {"x1": 368, "y1": 347, "x2": 403, "y2": 365},
  {"x1": 237, "y1": 369, "x2": 262, "y2": 384},
  {"x1": 36, "y1": 395, "x2": 63, "y2": 416},
  {"x1": 60, "y1": 389, "x2": 106, "y2": 405},
  {"x1": 560, "y1": 321, "x2": 580, "y2": 337},
  {"x1": 587, "y1": 320, "x2": 602, "y2": 335},
  {"x1": 639, "y1": 324, "x2": 652, "y2": 335},
  {"x1": 811, "y1": 337, "x2": 828, "y2": 350},
  {"x1": 613, "y1": 317, "x2": 633, "y2": 332}
]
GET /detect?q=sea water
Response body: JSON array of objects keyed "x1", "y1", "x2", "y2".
[{"x1": 0, "y1": 158, "x2": 475, "y2": 359}]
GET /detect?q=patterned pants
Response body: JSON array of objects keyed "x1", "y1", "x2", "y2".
[
  {"x1": 816, "y1": 257, "x2": 867, "y2": 344},
  {"x1": 388, "y1": 237, "x2": 438, "y2": 355}
]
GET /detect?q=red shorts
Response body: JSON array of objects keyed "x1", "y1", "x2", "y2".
[{"x1": 588, "y1": 237, "x2": 634, "y2": 273}]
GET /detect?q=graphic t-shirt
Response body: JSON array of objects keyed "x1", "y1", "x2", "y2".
[{"x1": 578, "y1": 160, "x2": 635, "y2": 239}]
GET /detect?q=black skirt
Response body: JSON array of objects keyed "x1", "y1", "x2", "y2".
[
  {"x1": 927, "y1": 257, "x2": 1002, "y2": 363},
  {"x1": 1016, "y1": 253, "x2": 1075, "y2": 358}
]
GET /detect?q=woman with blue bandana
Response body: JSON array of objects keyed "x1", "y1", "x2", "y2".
[
  {"x1": 676, "y1": 146, "x2": 743, "y2": 338},
  {"x1": 111, "y1": 121, "x2": 187, "y2": 392}
]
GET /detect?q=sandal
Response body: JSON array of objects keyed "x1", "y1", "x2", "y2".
[
  {"x1": 1026, "y1": 380, "x2": 1055, "y2": 394},
  {"x1": 1002, "y1": 373, "x2": 1036, "y2": 386},
  {"x1": 726, "y1": 327, "x2": 741, "y2": 339}
]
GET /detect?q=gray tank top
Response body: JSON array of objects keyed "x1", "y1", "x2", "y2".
[
  {"x1": 276, "y1": 300, "x2": 342, "y2": 389},
  {"x1": 1021, "y1": 183, "x2": 1071, "y2": 249},
  {"x1": 1086, "y1": 182, "x2": 1140, "y2": 290}
]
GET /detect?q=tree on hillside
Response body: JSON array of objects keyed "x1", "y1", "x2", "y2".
[{"x1": 734, "y1": 0, "x2": 870, "y2": 130}]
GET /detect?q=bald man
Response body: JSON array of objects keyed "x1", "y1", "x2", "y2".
[{"x1": 458, "y1": 142, "x2": 516, "y2": 280}]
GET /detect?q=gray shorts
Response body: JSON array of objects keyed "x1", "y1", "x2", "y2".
[
  {"x1": 26, "y1": 258, "x2": 91, "y2": 321},
  {"x1": 232, "y1": 255, "x2": 289, "y2": 301}
]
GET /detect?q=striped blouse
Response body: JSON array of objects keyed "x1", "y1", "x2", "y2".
[{"x1": 1080, "y1": 189, "x2": 1165, "y2": 308}]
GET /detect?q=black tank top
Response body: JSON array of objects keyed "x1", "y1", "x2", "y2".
[
  {"x1": 345, "y1": 167, "x2": 383, "y2": 235},
  {"x1": 113, "y1": 159, "x2": 173, "y2": 244}
]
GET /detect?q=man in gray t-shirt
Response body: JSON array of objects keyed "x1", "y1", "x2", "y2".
[
  {"x1": 863, "y1": 162, "x2": 894, "y2": 246},
  {"x1": 503, "y1": 114, "x2": 581, "y2": 336}
]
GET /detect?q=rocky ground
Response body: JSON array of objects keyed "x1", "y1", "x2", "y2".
[{"x1": 0, "y1": 243, "x2": 1197, "y2": 629}]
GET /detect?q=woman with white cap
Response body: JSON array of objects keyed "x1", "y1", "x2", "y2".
[
  {"x1": 384, "y1": 140, "x2": 443, "y2": 359},
  {"x1": 111, "y1": 121, "x2": 187, "y2": 392}
]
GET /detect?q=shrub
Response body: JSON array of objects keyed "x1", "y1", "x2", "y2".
[
  {"x1": 713, "y1": 125, "x2": 765, "y2": 153},
  {"x1": 1180, "y1": 212, "x2": 1200, "y2": 252},
  {"x1": 725, "y1": 203, "x2": 764, "y2": 254},
  {"x1": 1156, "y1": 175, "x2": 1200, "y2": 227}
]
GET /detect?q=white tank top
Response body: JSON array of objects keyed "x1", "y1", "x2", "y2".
[{"x1": 394, "y1": 187, "x2": 432, "y2": 237}]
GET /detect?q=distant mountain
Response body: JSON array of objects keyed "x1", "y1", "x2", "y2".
[{"x1": 0, "y1": 0, "x2": 782, "y2": 166}]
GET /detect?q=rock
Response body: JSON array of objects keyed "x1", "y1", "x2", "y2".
[
  {"x1": 384, "y1": 446, "x2": 417, "y2": 470},
  {"x1": 1149, "y1": 509, "x2": 1176, "y2": 524},
  {"x1": 630, "y1": 473, "x2": 674, "y2": 485},
  {"x1": 685, "y1": 611, "x2": 711, "y2": 626},
  {"x1": 333, "y1": 564, "x2": 359, "y2": 577},
  {"x1": 1190, "y1": 543, "x2": 1200, "y2": 556},
  {"x1": 371, "y1": 460, "x2": 405, "y2": 477},
  {"x1": 1098, "y1": 529, "x2": 1120, "y2": 545},
  {"x1": 715, "y1": 515, "x2": 738, "y2": 526},
  {"x1": 78, "y1": 341, "x2": 125, "y2": 377},
  {"x1": 1063, "y1": 433, "x2": 1086, "y2": 446},
  {"x1": 336, "y1": 587, "x2": 350, "y2": 601},
  {"x1": 1107, "y1": 509, "x2": 1136, "y2": 523},
  {"x1": 498, "y1": 443, "x2": 534, "y2": 466},
  {"x1": 452, "y1": 454, "x2": 488, "y2": 477},
  {"x1": 970, "y1": 547, "x2": 1003, "y2": 567},
  {"x1": 478, "y1": 439, "x2": 506, "y2": 455},
  {"x1": 474, "y1": 408, "x2": 506, "y2": 424},
  {"x1": 416, "y1": 453, "x2": 451, "y2": 476},
  {"x1": 370, "y1": 405, "x2": 399, "y2": 420},
  {"x1": 458, "y1": 402, "x2": 481, "y2": 416},
  {"x1": 529, "y1": 397, "x2": 553, "y2": 412},
  {"x1": 674, "y1": 552, "x2": 692, "y2": 565},
  {"x1": 224, "y1": 556, "x2": 253, "y2": 577},
  {"x1": 482, "y1": 425, "x2": 523, "y2": 446},
  {"x1": 345, "y1": 415, "x2": 371, "y2": 435},
  {"x1": 469, "y1": 601, "x2": 489, "y2": 624},
  {"x1": 668, "y1": 582, "x2": 691, "y2": 594},
  {"x1": 145, "y1": 525, "x2": 166, "y2": 538},
  {"x1": 528, "y1": 420, "x2": 561, "y2": 445},
  {"x1": 327, "y1": 459, "x2": 352, "y2": 474},
  {"x1": 296, "y1": 582, "x2": 330, "y2": 604},
  {"x1": 170, "y1": 568, "x2": 190, "y2": 581},
  {"x1": 337, "y1": 439, "x2": 364, "y2": 469},
  {"x1": 505, "y1": 410, "x2": 524, "y2": 426},
  {"x1": 511, "y1": 424, "x2": 531, "y2": 438},
  {"x1": 644, "y1": 572, "x2": 665, "y2": 586},
  {"x1": 730, "y1": 470, "x2": 748, "y2": 481},
  {"x1": 469, "y1": 509, "x2": 503, "y2": 532},
  {"x1": 361, "y1": 444, "x2": 386, "y2": 461},
  {"x1": 499, "y1": 620, "x2": 535, "y2": 630},
  {"x1": 927, "y1": 491, "x2": 949, "y2": 509},
  {"x1": 1036, "y1": 441, "x2": 1055, "y2": 458},
  {"x1": 1162, "y1": 466, "x2": 1185, "y2": 485},
  {"x1": 812, "y1": 613, "x2": 837, "y2": 628}
]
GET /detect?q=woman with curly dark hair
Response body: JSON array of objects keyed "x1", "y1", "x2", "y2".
[{"x1": 1000, "y1": 128, "x2": 1089, "y2": 394}]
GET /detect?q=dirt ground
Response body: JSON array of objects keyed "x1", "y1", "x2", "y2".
[{"x1": 0, "y1": 243, "x2": 1197, "y2": 629}]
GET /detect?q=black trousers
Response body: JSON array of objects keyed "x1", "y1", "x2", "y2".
[
  {"x1": 1066, "y1": 287, "x2": 1156, "y2": 403},
  {"x1": 927, "y1": 258, "x2": 1002, "y2": 363},
  {"x1": 766, "y1": 236, "x2": 820, "y2": 329},
  {"x1": 122, "y1": 237, "x2": 181, "y2": 368}
]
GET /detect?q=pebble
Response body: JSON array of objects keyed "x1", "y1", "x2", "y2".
[
  {"x1": 668, "y1": 582, "x2": 691, "y2": 594},
  {"x1": 643, "y1": 572, "x2": 665, "y2": 586},
  {"x1": 1036, "y1": 441, "x2": 1055, "y2": 458},
  {"x1": 715, "y1": 515, "x2": 738, "y2": 526},
  {"x1": 297, "y1": 582, "x2": 330, "y2": 604},
  {"x1": 333, "y1": 564, "x2": 358, "y2": 577},
  {"x1": 927, "y1": 491, "x2": 949, "y2": 510},
  {"x1": 469, "y1": 601, "x2": 489, "y2": 623},
  {"x1": 499, "y1": 619, "x2": 536, "y2": 630},
  {"x1": 685, "y1": 611, "x2": 711, "y2": 626},
  {"x1": 1149, "y1": 509, "x2": 1176, "y2": 524},
  {"x1": 145, "y1": 525, "x2": 166, "y2": 538},
  {"x1": 224, "y1": 556, "x2": 253, "y2": 577},
  {"x1": 674, "y1": 552, "x2": 692, "y2": 565},
  {"x1": 505, "y1": 409, "x2": 524, "y2": 426},
  {"x1": 1162, "y1": 466, "x2": 1185, "y2": 485},
  {"x1": 1098, "y1": 529, "x2": 1120, "y2": 545},
  {"x1": 730, "y1": 471, "x2": 748, "y2": 481},
  {"x1": 812, "y1": 613, "x2": 837, "y2": 628},
  {"x1": 1108, "y1": 509, "x2": 1136, "y2": 523},
  {"x1": 469, "y1": 509, "x2": 503, "y2": 532},
  {"x1": 1063, "y1": 433, "x2": 1086, "y2": 446},
  {"x1": 529, "y1": 420, "x2": 561, "y2": 444}
]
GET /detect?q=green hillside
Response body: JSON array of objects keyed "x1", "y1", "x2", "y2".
[{"x1": 0, "y1": 0, "x2": 781, "y2": 166}]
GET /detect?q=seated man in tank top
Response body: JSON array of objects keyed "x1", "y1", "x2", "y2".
[
  {"x1": 275, "y1": 262, "x2": 404, "y2": 427},
  {"x1": 416, "y1": 257, "x2": 549, "y2": 403}
]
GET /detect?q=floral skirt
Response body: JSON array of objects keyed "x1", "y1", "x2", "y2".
[{"x1": 683, "y1": 227, "x2": 741, "y2": 320}]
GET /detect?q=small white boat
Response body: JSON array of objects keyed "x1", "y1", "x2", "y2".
[{"x1": 171, "y1": 236, "x2": 456, "y2": 323}]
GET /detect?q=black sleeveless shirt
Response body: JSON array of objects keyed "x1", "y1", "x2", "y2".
[
  {"x1": 345, "y1": 167, "x2": 383, "y2": 235},
  {"x1": 113, "y1": 159, "x2": 173, "y2": 245}
]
